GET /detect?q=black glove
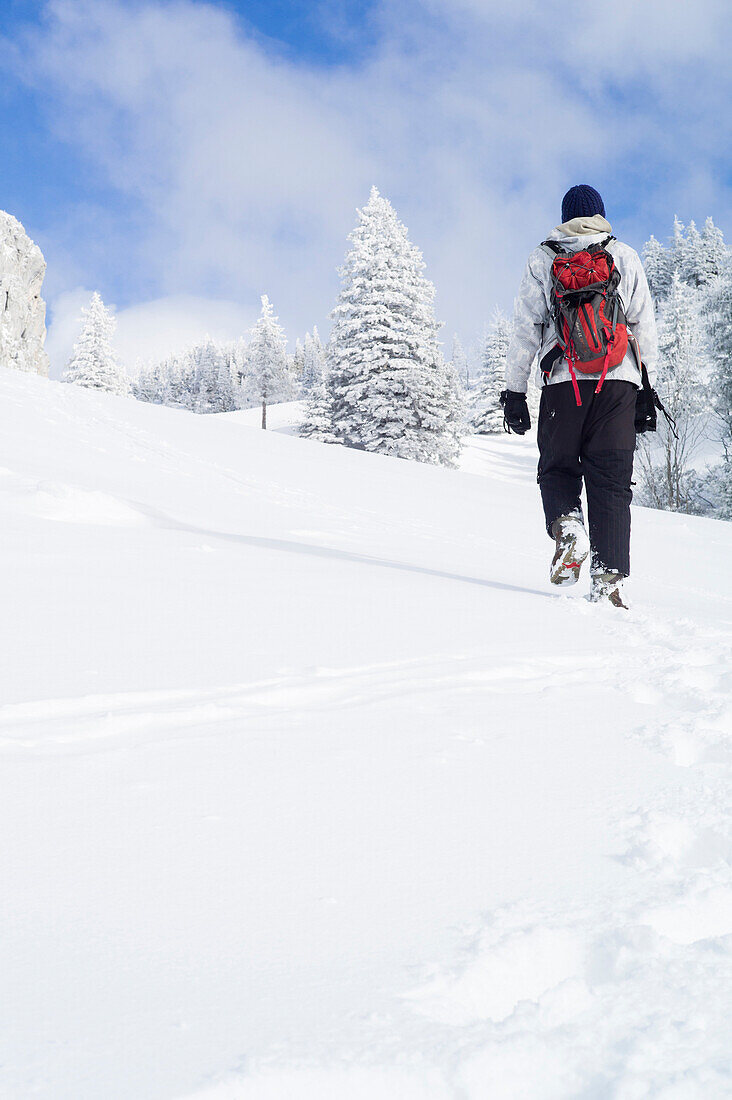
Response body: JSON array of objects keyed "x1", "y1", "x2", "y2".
[
  {"x1": 500, "y1": 390, "x2": 531, "y2": 435},
  {"x1": 635, "y1": 364, "x2": 679, "y2": 439},
  {"x1": 635, "y1": 383, "x2": 657, "y2": 433}
]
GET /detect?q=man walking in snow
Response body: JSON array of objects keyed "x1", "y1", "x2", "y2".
[{"x1": 501, "y1": 185, "x2": 658, "y2": 608}]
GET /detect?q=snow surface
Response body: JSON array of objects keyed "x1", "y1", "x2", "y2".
[
  {"x1": 1, "y1": 373, "x2": 731, "y2": 1099},
  {"x1": 220, "y1": 400, "x2": 305, "y2": 434}
]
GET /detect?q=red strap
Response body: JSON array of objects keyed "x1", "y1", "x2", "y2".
[
  {"x1": 594, "y1": 341, "x2": 613, "y2": 394},
  {"x1": 568, "y1": 356, "x2": 582, "y2": 406}
]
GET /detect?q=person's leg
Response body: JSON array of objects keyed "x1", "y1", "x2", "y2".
[
  {"x1": 580, "y1": 381, "x2": 637, "y2": 576},
  {"x1": 537, "y1": 381, "x2": 586, "y2": 535}
]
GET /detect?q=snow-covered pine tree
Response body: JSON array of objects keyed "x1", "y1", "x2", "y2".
[
  {"x1": 228, "y1": 337, "x2": 250, "y2": 408},
  {"x1": 298, "y1": 326, "x2": 337, "y2": 443},
  {"x1": 705, "y1": 262, "x2": 732, "y2": 515},
  {"x1": 713, "y1": 459, "x2": 732, "y2": 520},
  {"x1": 246, "y1": 295, "x2": 291, "y2": 429},
  {"x1": 680, "y1": 220, "x2": 705, "y2": 288},
  {"x1": 132, "y1": 340, "x2": 248, "y2": 413},
  {"x1": 643, "y1": 235, "x2": 673, "y2": 304},
  {"x1": 451, "y1": 334, "x2": 470, "y2": 390},
  {"x1": 644, "y1": 218, "x2": 729, "y2": 306},
  {"x1": 64, "y1": 292, "x2": 129, "y2": 396},
  {"x1": 187, "y1": 338, "x2": 235, "y2": 413},
  {"x1": 218, "y1": 338, "x2": 247, "y2": 409},
  {"x1": 299, "y1": 376, "x2": 337, "y2": 443},
  {"x1": 163, "y1": 351, "x2": 193, "y2": 409},
  {"x1": 472, "y1": 309, "x2": 512, "y2": 433},
  {"x1": 140, "y1": 359, "x2": 175, "y2": 406},
  {"x1": 301, "y1": 327, "x2": 326, "y2": 396},
  {"x1": 132, "y1": 361, "x2": 161, "y2": 404},
  {"x1": 700, "y1": 217, "x2": 728, "y2": 285},
  {"x1": 291, "y1": 339, "x2": 305, "y2": 388},
  {"x1": 328, "y1": 187, "x2": 461, "y2": 466},
  {"x1": 670, "y1": 215, "x2": 687, "y2": 282},
  {"x1": 635, "y1": 273, "x2": 709, "y2": 513},
  {"x1": 442, "y1": 350, "x2": 466, "y2": 457}
]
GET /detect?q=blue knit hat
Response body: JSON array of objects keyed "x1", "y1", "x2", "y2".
[{"x1": 561, "y1": 185, "x2": 605, "y2": 224}]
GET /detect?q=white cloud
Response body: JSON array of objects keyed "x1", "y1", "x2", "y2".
[
  {"x1": 46, "y1": 290, "x2": 256, "y2": 379},
  {"x1": 112, "y1": 296, "x2": 256, "y2": 374},
  {"x1": 16, "y1": 0, "x2": 732, "y2": 355}
]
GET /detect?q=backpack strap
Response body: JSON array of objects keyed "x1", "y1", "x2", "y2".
[
  {"x1": 544, "y1": 235, "x2": 616, "y2": 257},
  {"x1": 585, "y1": 235, "x2": 616, "y2": 256},
  {"x1": 540, "y1": 239, "x2": 566, "y2": 258}
]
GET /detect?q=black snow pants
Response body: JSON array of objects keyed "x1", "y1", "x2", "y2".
[{"x1": 537, "y1": 380, "x2": 637, "y2": 577}]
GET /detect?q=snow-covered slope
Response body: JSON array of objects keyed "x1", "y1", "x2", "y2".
[{"x1": 1, "y1": 371, "x2": 731, "y2": 1099}]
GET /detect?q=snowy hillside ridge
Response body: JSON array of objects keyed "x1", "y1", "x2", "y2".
[
  {"x1": 1, "y1": 370, "x2": 731, "y2": 1099},
  {"x1": 0, "y1": 209, "x2": 50, "y2": 377}
]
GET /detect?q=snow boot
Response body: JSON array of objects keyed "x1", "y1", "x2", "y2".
[
  {"x1": 589, "y1": 571, "x2": 628, "y2": 609},
  {"x1": 549, "y1": 514, "x2": 590, "y2": 586}
]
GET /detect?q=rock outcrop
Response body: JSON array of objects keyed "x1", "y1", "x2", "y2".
[{"x1": 0, "y1": 210, "x2": 50, "y2": 377}]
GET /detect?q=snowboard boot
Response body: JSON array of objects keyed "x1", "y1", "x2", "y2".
[
  {"x1": 549, "y1": 514, "x2": 590, "y2": 587},
  {"x1": 589, "y1": 572, "x2": 628, "y2": 609}
]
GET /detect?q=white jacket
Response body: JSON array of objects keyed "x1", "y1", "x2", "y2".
[{"x1": 505, "y1": 215, "x2": 658, "y2": 393}]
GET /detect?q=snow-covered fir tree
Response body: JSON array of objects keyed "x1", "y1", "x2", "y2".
[
  {"x1": 223, "y1": 337, "x2": 248, "y2": 392},
  {"x1": 133, "y1": 360, "x2": 165, "y2": 404},
  {"x1": 133, "y1": 338, "x2": 246, "y2": 413},
  {"x1": 443, "y1": 350, "x2": 466, "y2": 448},
  {"x1": 187, "y1": 338, "x2": 236, "y2": 413},
  {"x1": 64, "y1": 292, "x2": 129, "y2": 396},
  {"x1": 704, "y1": 264, "x2": 732, "y2": 517},
  {"x1": 700, "y1": 217, "x2": 728, "y2": 284},
  {"x1": 328, "y1": 187, "x2": 461, "y2": 466},
  {"x1": 450, "y1": 335, "x2": 470, "y2": 390},
  {"x1": 670, "y1": 215, "x2": 687, "y2": 282},
  {"x1": 711, "y1": 459, "x2": 732, "y2": 520},
  {"x1": 643, "y1": 235, "x2": 673, "y2": 304},
  {"x1": 705, "y1": 266, "x2": 732, "y2": 445},
  {"x1": 167, "y1": 351, "x2": 195, "y2": 409},
  {"x1": 301, "y1": 327, "x2": 326, "y2": 396},
  {"x1": 246, "y1": 295, "x2": 292, "y2": 429},
  {"x1": 680, "y1": 220, "x2": 704, "y2": 287},
  {"x1": 299, "y1": 376, "x2": 337, "y2": 443},
  {"x1": 298, "y1": 324, "x2": 335, "y2": 441},
  {"x1": 639, "y1": 215, "x2": 732, "y2": 518},
  {"x1": 635, "y1": 274, "x2": 709, "y2": 513},
  {"x1": 133, "y1": 354, "x2": 176, "y2": 407},
  {"x1": 645, "y1": 217, "x2": 729, "y2": 304},
  {"x1": 472, "y1": 309, "x2": 512, "y2": 433},
  {"x1": 291, "y1": 339, "x2": 305, "y2": 387}
]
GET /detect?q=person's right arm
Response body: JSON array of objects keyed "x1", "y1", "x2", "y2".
[{"x1": 505, "y1": 253, "x2": 550, "y2": 394}]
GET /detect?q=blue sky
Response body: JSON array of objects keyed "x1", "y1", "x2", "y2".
[
  {"x1": 2, "y1": 0, "x2": 731, "y2": 373},
  {"x1": 1, "y1": 1, "x2": 378, "y2": 252},
  {"x1": 220, "y1": 0, "x2": 379, "y2": 63}
]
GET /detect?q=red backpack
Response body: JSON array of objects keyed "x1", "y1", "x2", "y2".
[{"x1": 540, "y1": 235, "x2": 628, "y2": 406}]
